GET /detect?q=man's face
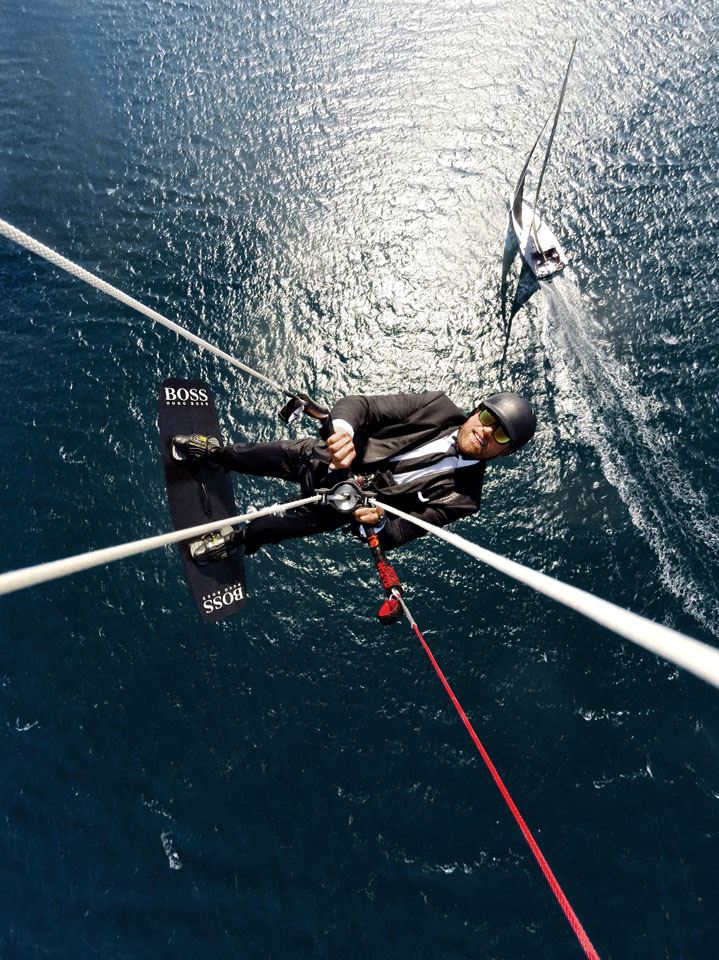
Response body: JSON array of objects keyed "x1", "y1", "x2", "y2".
[{"x1": 457, "y1": 409, "x2": 513, "y2": 460}]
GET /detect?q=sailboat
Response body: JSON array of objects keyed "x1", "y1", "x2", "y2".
[{"x1": 510, "y1": 40, "x2": 577, "y2": 280}]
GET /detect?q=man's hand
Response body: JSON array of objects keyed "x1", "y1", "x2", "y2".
[
  {"x1": 354, "y1": 505, "x2": 384, "y2": 527},
  {"x1": 326, "y1": 429, "x2": 357, "y2": 469}
]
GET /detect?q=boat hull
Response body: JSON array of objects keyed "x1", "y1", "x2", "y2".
[{"x1": 510, "y1": 197, "x2": 567, "y2": 280}]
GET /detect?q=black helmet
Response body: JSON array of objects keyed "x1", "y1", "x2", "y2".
[{"x1": 479, "y1": 392, "x2": 537, "y2": 450}]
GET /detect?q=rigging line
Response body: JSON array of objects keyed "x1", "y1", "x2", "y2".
[
  {"x1": 395, "y1": 594, "x2": 601, "y2": 959},
  {"x1": 374, "y1": 500, "x2": 719, "y2": 691},
  {"x1": 0, "y1": 494, "x2": 321, "y2": 597},
  {"x1": 531, "y1": 39, "x2": 577, "y2": 259},
  {"x1": 0, "y1": 216, "x2": 286, "y2": 396},
  {"x1": 395, "y1": 594, "x2": 601, "y2": 960}
]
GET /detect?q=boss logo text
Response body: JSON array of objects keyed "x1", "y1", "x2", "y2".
[
  {"x1": 164, "y1": 387, "x2": 209, "y2": 404},
  {"x1": 203, "y1": 585, "x2": 245, "y2": 613}
]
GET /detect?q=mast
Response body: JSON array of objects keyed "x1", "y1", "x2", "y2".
[{"x1": 531, "y1": 39, "x2": 577, "y2": 258}]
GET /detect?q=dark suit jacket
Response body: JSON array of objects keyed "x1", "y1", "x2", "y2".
[{"x1": 328, "y1": 392, "x2": 486, "y2": 550}]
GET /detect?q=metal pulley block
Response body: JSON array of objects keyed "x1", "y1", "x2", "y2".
[{"x1": 317, "y1": 479, "x2": 374, "y2": 513}]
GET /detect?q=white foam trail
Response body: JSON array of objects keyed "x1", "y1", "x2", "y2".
[
  {"x1": 160, "y1": 831, "x2": 182, "y2": 871},
  {"x1": 541, "y1": 273, "x2": 718, "y2": 636}
]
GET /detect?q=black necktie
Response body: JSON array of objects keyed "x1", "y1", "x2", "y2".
[{"x1": 391, "y1": 436, "x2": 458, "y2": 475}]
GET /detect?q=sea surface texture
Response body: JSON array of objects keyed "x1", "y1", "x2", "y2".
[{"x1": 1, "y1": 1, "x2": 717, "y2": 958}]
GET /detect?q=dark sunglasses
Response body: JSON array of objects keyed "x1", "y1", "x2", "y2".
[{"x1": 478, "y1": 409, "x2": 511, "y2": 444}]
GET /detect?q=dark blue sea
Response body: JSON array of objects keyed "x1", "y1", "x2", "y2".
[{"x1": 1, "y1": 2, "x2": 718, "y2": 957}]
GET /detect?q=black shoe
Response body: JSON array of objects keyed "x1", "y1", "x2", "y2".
[
  {"x1": 189, "y1": 526, "x2": 243, "y2": 565},
  {"x1": 171, "y1": 434, "x2": 221, "y2": 463}
]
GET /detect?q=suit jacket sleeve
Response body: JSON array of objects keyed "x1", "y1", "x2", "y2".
[
  {"x1": 376, "y1": 498, "x2": 480, "y2": 552},
  {"x1": 329, "y1": 392, "x2": 445, "y2": 435}
]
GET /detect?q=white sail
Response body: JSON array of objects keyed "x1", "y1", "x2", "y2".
[{"x1": 512, "y1": 111, "x2": 552, "y2": 226}]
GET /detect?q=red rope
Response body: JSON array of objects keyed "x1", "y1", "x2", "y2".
[
  {"x1": 376, "y1": 558, "x2": 401, "y2": 592},
  {"x1": 409, "y1": 619, "x2": 601, "y2": 960}
]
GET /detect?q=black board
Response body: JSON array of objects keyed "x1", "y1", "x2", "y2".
[{"x1": 158, "y1": 377, "x2": 247, "y2": 622}]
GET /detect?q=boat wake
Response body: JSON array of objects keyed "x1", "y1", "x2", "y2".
[{"x1": 541, "y1": 274, "x2": 719, "y2": 638}]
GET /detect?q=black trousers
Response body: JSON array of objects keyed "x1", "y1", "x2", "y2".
[{"x1": 212, "y1": 439, "x2": 350, "y2": 553}]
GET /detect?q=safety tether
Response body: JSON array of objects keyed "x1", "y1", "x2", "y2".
[
  {"x1": 0, "y1": 494, "x2": 321, "y2": 597},
  {"x1": 0, "y1": 216, "x2": 284, "y2": 397},
  {"x1": 394, "y1": 592, "x2": 601, "y2": 960},
  {"x1": 375, "y1": 500, "x2": 719, "y2": 691}
]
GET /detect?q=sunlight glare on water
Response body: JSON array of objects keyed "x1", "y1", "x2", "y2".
[{"x1": 0, "y1": 1, "x2": 717, "y2": 958}]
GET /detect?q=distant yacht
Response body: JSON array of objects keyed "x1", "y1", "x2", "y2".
[{"x1": 510, "y1": 40, "x2": 577, "y2": 280}]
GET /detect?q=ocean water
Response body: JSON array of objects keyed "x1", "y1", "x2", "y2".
[{"x1": 1, "y1": 1, "x2": 717, "y2": 958}]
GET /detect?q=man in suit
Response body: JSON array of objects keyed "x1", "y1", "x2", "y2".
[{"x1": 172, "y1": 390, "x2": 536, "y2": 561}]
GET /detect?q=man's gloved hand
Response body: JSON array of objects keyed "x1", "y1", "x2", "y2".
[{"x1": 326, "y1": 429, "x2": 357, "y2": 469}]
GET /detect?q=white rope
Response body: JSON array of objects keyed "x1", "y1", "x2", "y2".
[
  {"x1": 0, "y1": 216, "x2": 286, "y2": 396},
  {"x1": 375, "y1": 500, "x2": 719, "y2": 690},
  {"x1": 0, "y1": 495, "x2": 321, "y2": 597}
]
